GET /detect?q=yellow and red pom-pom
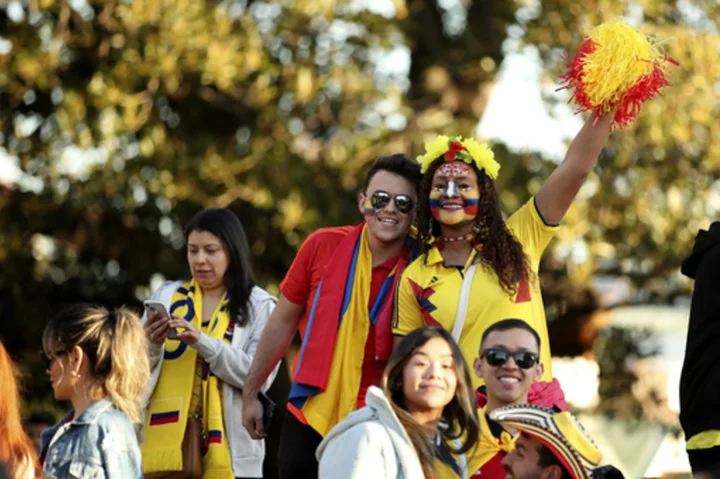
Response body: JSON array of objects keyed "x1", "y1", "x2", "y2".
[{"x1": 558, "y1": 20, "x2": 678, "y2": 128}]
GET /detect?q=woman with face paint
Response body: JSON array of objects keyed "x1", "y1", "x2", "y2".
[{"x1": 393, "y1": 114, "x2": 612, "y2": 404}]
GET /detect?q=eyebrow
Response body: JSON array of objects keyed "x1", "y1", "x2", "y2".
[
  {"x1": 188, "y1": 242, "x2": 222, "y2": 248},
  {"x1": 413, "y1": 351, "x2": 454, "y2": 358},
  {"x1": 434, "y1": 175, "x2": 473, "y2": 181}
]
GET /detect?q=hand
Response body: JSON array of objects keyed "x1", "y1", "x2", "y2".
[
  {"x1": 241, "y1": 392, "x2": 267, "y2": 439},
  {"x1": 168, "y1": 318, "x2": 201, "y2": 345},
  {"x1": 144, "y1": 311, "x2": 171, "y2": 346}
]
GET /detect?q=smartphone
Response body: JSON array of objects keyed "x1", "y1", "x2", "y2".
[
  {"x1": 143, "y1": 300, "x2": 178, "y2": 339},
  {"x1": 258, "y1": 391, "x2": 277, "y2": 432}
]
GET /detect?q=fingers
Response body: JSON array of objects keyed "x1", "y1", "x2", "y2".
[
  {"x1": 145, "y1": 311, "x2": 162, "y2": 325},
  {"x1": 145, "y1": 318, "x2": 170, "y2": 345},
  {"x1": 253, "y1": 417, "x2": 266, "y2": 439},
  {"x1": 170, "y1": 319, "x2": 200, "y2": 345},
  {"x1": 242, "y1": 399, "x2": 266, "y2": 439},
  {"x1": 168, "y1": 318, "x2": 191, "y2": 330}
]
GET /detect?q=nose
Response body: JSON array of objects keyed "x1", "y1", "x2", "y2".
[
  {"x1": 424, "y1": 361, "x2": 442, "y2": 379},
  {"x1": 383, "y1": 197, "x2": 397, "y2": 213},
  {"x1": 444, "y1": 181, "x2": 459, "y2": 198},
  {"x1": 502, "y1": 355, "x2": 520, "y2": 371}
]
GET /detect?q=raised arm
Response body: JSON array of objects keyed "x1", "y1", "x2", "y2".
[
  {"x1": 241, "y1": 294, "x2": 305, "y2": 438},
  {"x1": 534, "y1": 112, "x2": 612, "y2": 225}
]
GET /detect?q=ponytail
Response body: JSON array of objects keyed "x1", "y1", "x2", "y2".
[
  {"x1": 42, "y1": 304, "x2": 150, "y2": 426},
  {"x1": 101, "y1": 307, "x2": 150, "y2": 425}
]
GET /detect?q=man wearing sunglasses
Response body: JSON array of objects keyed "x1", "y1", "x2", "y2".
[
  {"x1": 460, "y1": 319, "x2": 548, "y2": 477},
  {"x1": 242, "y1": 154, "x2": 422, "y2": 479}
]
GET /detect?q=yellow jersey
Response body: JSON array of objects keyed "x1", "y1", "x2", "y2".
[{"x1": 393, "y1": 197, "x2": 557, "y2": 389}]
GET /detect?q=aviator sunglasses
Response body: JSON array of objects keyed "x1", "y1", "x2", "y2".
[
  {"x1": 481, "y1": 348, "x2": 539, "y2": 369},
  {"x1": 370, "y1": 190, "x2": 415, "y2": 214},
  {"x1": 40, "y1": 348, "x2": 70, "y2": 370}
]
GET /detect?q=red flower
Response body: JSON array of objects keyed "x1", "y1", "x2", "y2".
[{"x1": 444, "y1": 141, "x2": 466, "y2": 162}]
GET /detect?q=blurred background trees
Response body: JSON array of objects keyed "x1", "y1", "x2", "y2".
[{"x1": 1, "y1": 0, "x2": 718, "y2": 471}]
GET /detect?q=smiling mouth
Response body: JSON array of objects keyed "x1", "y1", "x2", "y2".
[
  {"x1": 377, "y1": 217, "x2": 399, "y2": 225},
  {"x1": 421, "y1": 385, "x2": 446, "y2": 391},
  {"x1": 440, "y1": 203, "x2": 463, "y2": 210},
  {"x1": 499, "y1": 377, "x2": 520, "y2": 384}
]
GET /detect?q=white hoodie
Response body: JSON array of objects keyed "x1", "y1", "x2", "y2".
[{"x1": 316, "y1": 385, "x2": 425, "y2": 479}]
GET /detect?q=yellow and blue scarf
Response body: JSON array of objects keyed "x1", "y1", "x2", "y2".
[
  {"x1": 142, "y1": 279, "x2": 234, "y2": 479},
  {"x1": 289, "y1": 223, "x2": 408, "y2": 437}
]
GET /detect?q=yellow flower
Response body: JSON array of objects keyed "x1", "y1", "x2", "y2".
[
  {"x1": 417, "y1": 135, "x2": 450, "y2": 173},
  {"x1": 462, "y1": 138, "x2": 499, "y2": 180},
  {"x1": 416, "y1": 135, "x2": 500, "y2": 179}
]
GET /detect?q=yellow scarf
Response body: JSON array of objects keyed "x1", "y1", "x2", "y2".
[
  {"x1": 142, "y1": 279, "x2": 234, "y2": 478},
  {"x1": 466, "y1": 407, "x2": 517, "y2": 475}
]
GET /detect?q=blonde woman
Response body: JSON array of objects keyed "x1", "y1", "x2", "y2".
[{"x1": 39, "y1": 304, "x2": 150, "y2": 478}]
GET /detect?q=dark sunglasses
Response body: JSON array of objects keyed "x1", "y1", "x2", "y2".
[
  {"x1": 40, "y1": 348, "x2": 70, "y2": 370},
  {"x1": 370, "y1": 190, "x2": 415, "y2": 214},
  {"x1": 481, "y1": 348, "x2": 539, "y2": 369}
]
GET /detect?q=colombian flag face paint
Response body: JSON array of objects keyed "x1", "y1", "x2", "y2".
[
  {"x1": 430, "y1": 162, "x2": 480, "y2": 226},
  {"x1": 362, "y1": 196, "x2": 376, "y2": 216}
]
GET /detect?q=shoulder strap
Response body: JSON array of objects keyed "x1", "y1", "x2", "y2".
[{"x1": 451, "y1": 263, "x2": 478, "y2": 343}]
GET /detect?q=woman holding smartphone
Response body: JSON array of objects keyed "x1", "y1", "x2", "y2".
[{"x1": 141, "y1": 208, "x2": 278, "y2": 479}]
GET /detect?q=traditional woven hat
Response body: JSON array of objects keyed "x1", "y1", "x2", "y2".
[{"x1": 489, "y1": 404, "x2": 602, "y2": 479}]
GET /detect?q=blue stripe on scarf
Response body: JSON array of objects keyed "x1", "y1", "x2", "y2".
[
  {"x1": 338, "y1": 236, "x2": 362, "y2": 324},
  {"x1": 288, "y1": 234, "x2": 363, "y2": 410},
  {"x1": 293, "y1": 279, "x2": 324, "y2": 378},
  {"x1": 369, "y1": 273, "x2": 394, "y2": 325}
]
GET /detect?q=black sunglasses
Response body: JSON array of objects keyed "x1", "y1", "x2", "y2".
[
  {"x1": 481, "y1": 348, "x2": 539, "y2": 369},
  {"x1": 370, "y1": 190, "x2": 415, "y2": 214},
  {"x1": 40, "y1": 348, "x2": 70, "y2": 370}
]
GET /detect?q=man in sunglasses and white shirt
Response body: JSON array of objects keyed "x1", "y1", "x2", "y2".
[
  {"x1": 242, "y1": 154, "x2": 422, "y2": 479},
  {"x1": 465, "y1": 319, "x2": 567, "y2": 478}
]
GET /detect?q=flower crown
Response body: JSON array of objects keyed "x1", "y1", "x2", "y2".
[{"x1": 416, "y1": 135, "x2": 500, "y2": 179}]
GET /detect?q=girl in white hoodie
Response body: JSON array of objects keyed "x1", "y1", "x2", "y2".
[{"x1": 316, "y1": 326, "x2": 479, "y2": 478}]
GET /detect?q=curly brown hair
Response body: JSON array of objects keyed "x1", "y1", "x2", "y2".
[{"x1": 417, "y1": 157, "x2": 529, "y2": 296}]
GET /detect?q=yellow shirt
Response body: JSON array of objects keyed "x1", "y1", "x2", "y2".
[{"x1": 393, "y1": 198, "x2": 557, "y2": 389}]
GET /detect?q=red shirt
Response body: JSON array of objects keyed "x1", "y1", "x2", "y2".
[{"x1": 281, "y1": 226, "x2": 400, "y2": 420}]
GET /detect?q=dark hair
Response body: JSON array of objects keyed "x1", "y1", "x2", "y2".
[
  {"x1": 185, "y1": 208, "x2": 257, "y2": 326},
  {"x1": 417, "y1": 157, "x2": 530, "y2": 295},
  {"x1": 537, "y1": 443, "x2": 573, "y2": 479},
  {"x1": 362, "y1": 154, "x2": 423, "y2": 194},
  {"x1": 26, "y1": 411, "x2": 56, "y2": 427},
  {"x1": 480, "y1": 318, "x2": 541, "y2": 352},
  {"x1": 383, "y1": 327, "x2": 479, "y2": 478}
]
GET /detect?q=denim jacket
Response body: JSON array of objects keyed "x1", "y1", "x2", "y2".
[{"x1": 40, "y1": 398, "x2": 143, "y2": 478}]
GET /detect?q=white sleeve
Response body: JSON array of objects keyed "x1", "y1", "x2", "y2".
[
  {"x1": 193, "y1": 295, "x2": 279, "y2": 392},
  {"x1": 318, "y1": 424, "x2": 392, "y2": 479}
]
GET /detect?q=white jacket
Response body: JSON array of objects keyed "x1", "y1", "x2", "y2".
[
  {"x1": 141, "y1": 280, "x2": 279, "y2": 478},
  {"x1": 316, "y1": 386, "x2": 425, "y2": 479}
]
